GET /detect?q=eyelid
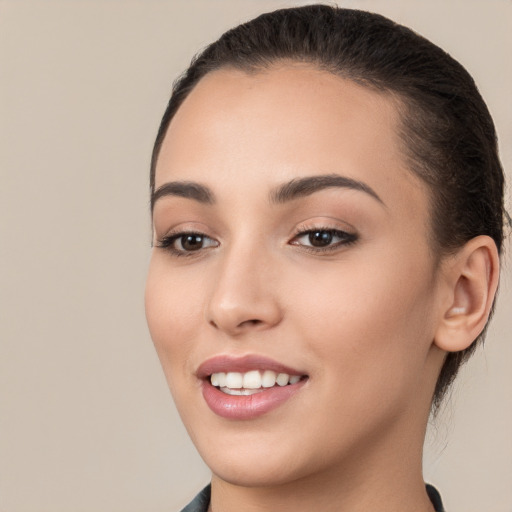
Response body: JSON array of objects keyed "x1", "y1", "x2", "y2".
[
  {"x1": 291, "y1": 219, "x2": 357, "y2": 238},
  {"x1": 153, "y1": 220, "x2": 215, "y2": 244}
]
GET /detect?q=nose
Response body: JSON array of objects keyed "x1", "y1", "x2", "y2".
[{"x1": 206, "y1": 242, "x2": 283, "y2": 336}]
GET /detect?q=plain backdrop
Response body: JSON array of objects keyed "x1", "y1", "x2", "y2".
[{"x1": 0, "y1": 1, "x2": 511, "y2": 511}]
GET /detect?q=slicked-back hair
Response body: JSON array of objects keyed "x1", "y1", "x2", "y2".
[{"x1": 150, "y1": 5, "x2": 505, "y2": 410}]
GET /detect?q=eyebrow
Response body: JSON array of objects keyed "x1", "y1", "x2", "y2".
[
  {"x1": 151, "y1": 181, "x2": 215, "y2": 211},
  {"x1": 151, "y1": 173, "x2": 384, "y2": 211},
  {"x1": 270, "y1": 174, "x2": 384, "y2": 205}
]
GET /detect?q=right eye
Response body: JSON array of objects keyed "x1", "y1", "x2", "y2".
[{"x1": 156, "y1": 232, "x2": 219, "y2": 256}]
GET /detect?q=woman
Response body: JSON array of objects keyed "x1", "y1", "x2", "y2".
[{"x1": 145, "y1": 5, "x2": 505, "y2": 511}]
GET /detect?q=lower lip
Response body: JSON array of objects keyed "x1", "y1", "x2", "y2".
[{"x1": 201, "y1": 379, "x2": 307, "y2": 420}]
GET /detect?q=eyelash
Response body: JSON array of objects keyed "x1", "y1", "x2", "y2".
[{"x1": 156, "y1": 226, "x2": 358, "y2": 258}]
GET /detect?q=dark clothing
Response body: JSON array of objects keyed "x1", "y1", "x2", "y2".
[
  {"x1": 180, "y1": 483, "x2": 445, "y2": 511},
  {"x1": 180, "y1": 485, "x2": 211, "y2": 512},
  {"x1": 427, "y1": 484, "x2": 445, "y2": 512}
]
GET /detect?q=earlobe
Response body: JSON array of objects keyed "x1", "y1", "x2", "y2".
[{"x1": 434, "y1": 235, "x2": 500, "y2": 353}]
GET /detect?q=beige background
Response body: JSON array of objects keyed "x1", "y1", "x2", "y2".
[{"x1": 0, "y1": 1, "x2": 510, "y2": 511}]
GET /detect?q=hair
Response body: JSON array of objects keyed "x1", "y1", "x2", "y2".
[{"x1": 150, "y1": 4, "x2": 505, "y2": 410}]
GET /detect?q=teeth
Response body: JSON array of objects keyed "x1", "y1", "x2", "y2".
[
  {"x1": 276, "y1": 373, "x2": 289, "y2": 386},
  {"x1": 243, "y1": 370, "x2": 262, "y2": 389},
  {"x1": 225, "y1": 372, "x2": 243, "y2": 388},
  {"x1": 210, "y1": 370, "x2": 303, "y2": 392},
  {"x1": 219, "y1": 387, "x2": 262, "y2": 396},
  {"x1": 262, "y1": 370, "x2": 277, "y2": 388},
  {"x1": 217, "y1": 372, "x2": 226, "y2": 387}
]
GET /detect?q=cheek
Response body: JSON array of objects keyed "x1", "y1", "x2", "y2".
[
  {"x1": 286, "y1": 251, "x2": 437, "y2": 396},
  {"x1": 144, "y1": 256, "x2": 202, "y2": 385}
]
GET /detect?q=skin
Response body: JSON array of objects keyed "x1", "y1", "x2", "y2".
[{"x1": 145, "y1": 65, "x2": 499, "y2": 511}]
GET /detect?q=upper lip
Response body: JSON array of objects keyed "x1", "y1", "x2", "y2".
[{"x1": 196, "y1": 354, "x2": 307, "y2": 380}]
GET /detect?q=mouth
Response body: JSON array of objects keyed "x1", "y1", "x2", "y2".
[
  {"x1": 197, "y1": 355, "x2": 309, "y2": 420},
  {"x1": 210, "y1": 370, "x2": 306, "y2": 395}
]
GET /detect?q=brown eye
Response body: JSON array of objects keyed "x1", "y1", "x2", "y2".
[
  {"x1": 291, "y1": 228, "x2": 358, "y2": 252},
  {"x1": 180, "y1": 234, "x2": 205, "y2": 251},
  {"x1": 309, "y1": 230, "x2": 334, "y2": 247},
  {"x1": 156, "y1": 231, "x2": 219, "y2": 256}
]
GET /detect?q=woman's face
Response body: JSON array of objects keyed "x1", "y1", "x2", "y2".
[{"x1": 146, "y1": 65, "x2": 445, "y2": 486}]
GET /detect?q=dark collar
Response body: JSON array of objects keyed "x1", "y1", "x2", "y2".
[{"x1": 180, "y1": 483, "x2": 445, "y2": 512}]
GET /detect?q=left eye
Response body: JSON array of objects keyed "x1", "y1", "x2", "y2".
[{"x1": 291, "y1": 229, "x2": 357, "y2": 249}]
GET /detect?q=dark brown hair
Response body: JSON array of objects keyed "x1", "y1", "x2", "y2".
[{"x1": 150, "y1": 5, "x2": 505, "y2": 409}]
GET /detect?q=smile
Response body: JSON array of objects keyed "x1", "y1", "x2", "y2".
[
  {"x1": 198, "y1": 356, "x2": 308, "y2": 420},
  {"x1": 211, "y1": 370, "x2": 304, "y2": 395}
]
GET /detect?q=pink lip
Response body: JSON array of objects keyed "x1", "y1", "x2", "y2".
[{"x1": 197, "y1": 355, "x2": 308, "y2": 420}]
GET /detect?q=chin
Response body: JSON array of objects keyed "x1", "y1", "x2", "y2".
[
  {"x1": 192, "y1": 424, "x2": 344, "y2": 490},
  {"x1": 207, "y1": 454, "x2": 308, "y2": 488}
]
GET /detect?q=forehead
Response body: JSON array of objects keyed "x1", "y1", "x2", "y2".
[{"x1": 156, "y1": 64, "x2": 427, "y2": 216}]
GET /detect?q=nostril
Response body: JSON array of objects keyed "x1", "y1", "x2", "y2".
[{"x1": 243, "y1": 319, "x2": 263, "y2": 327}]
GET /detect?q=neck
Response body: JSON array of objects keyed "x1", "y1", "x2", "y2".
[
  {"x1": 210, "y1": 454, "x2": 435, "y2": 511},
  {"x1": 209, "y1": 409, "x2": 435, "y2": 512}
]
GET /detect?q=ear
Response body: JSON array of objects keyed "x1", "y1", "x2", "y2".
[{"x1": 434, "y1": 235, "x2": 500, "y2": 353}]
